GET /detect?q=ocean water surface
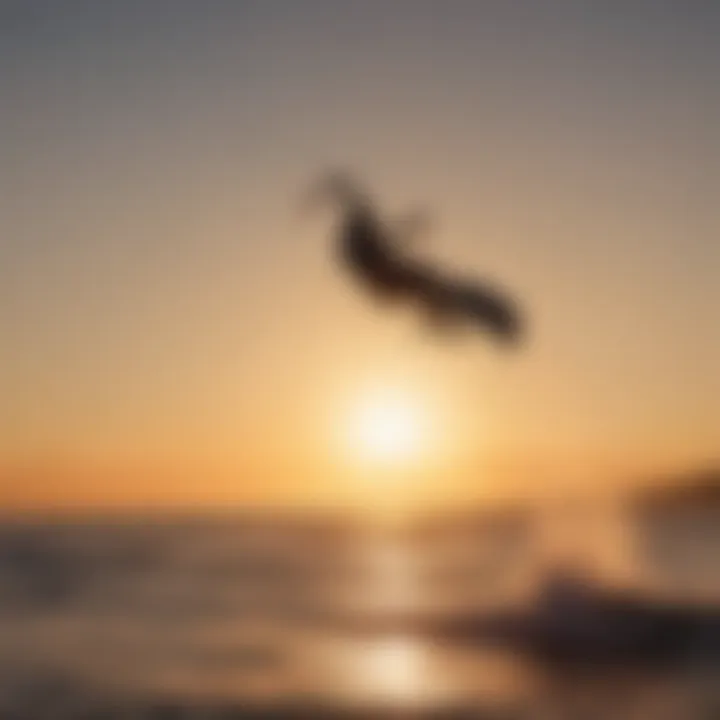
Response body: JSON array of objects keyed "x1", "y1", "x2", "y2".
[{"x1": 1, "y1": 505, "x2": 719, "y2": 718}]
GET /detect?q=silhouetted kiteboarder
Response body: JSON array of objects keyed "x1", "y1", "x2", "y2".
[{"x1": 304, "y1": 171, "x2": 523, "y2": 346}]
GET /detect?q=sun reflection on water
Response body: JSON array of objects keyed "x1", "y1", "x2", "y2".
[{"x1": 354, "y1": 636, "x2": 426, "y2": 706}]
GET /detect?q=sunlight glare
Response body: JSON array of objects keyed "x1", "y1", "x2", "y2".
[{"x1": 350, "y1": 390, "x2": 425, "y2": 467}]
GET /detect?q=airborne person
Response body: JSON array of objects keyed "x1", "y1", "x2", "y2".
[{"x1": 305, "y1": 171, "x2": 523, "y2": 345}]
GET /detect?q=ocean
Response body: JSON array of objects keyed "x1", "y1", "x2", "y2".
[{"x1": 1, "y1": 502, "x2": 719, "y2": 719}]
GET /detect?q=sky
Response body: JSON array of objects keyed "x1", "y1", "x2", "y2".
[{"x1": 1, "y1": 1, "x2": 718, "y2": 510}]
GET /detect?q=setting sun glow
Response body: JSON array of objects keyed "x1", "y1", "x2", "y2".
[{"x1": 349, "y1": 390, "x2": 426, "y2": 468}]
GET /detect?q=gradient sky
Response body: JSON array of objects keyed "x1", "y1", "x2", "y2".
[{"x1": 1, "y1": 1, "x2": 718, "y2": 509}]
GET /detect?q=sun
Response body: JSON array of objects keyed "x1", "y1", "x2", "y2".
[{"x1": 349, "y1": 389, "x2": 425, "y2": 467}]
